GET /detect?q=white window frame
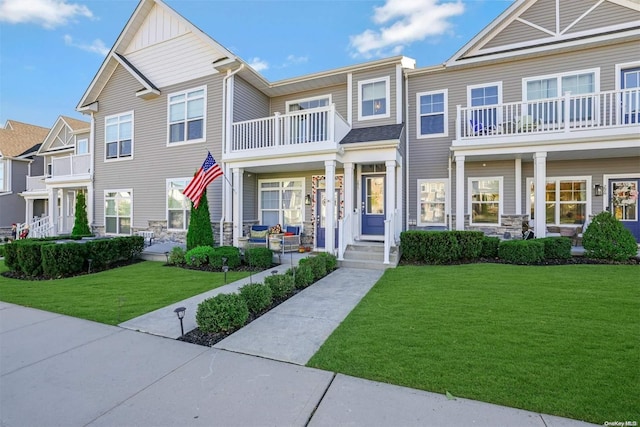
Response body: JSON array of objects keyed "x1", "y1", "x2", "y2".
[
  {"x1": 0, "y1": 159, "x2": 9, "y2": 193},
  {"x1": 104, "y1": 111, "x2": 134, "y2": 162},
  {"x1": 167, "y1": 86, "x2": 207, "y2": 146},
  {"x1": 104, "y1": 189, "x2": 133, "y2": 236},
  {"x1": 258, "y1": 178, "x2": 305, "y2": 226},
  {"x1": 468, "y1": 176, "x2": 503, "y2": 226},
  {"x1": 466, "y1": 81, "x2": 503, "y2": 107},
  {"x1": 358, "y1": 76, "x2": 391, "y2": 121},
  {"x1": 526, "y1": 176, "x2": 591, "y2": 227},
  {"x1": 417, "y1": 179, "x2": 448, "y2": 227},
  {"x1": 522, "y1": 68, "x2": 600, "y2": 99},
  {"x1": 615, "y1": 61, "x2": 640, "y2": 90},
  {"x1": 416, "y1": 89, "x2": 448, "y2": 139},
  {"x1": 285, "y1": 94, "x2": 332, "y2": 112},
  {"x1": 76, "y1": 138, "x2": 89, "y2": 155},
  {"x1": 166, "y1": 178, "x2": 191, "y2": 231}
]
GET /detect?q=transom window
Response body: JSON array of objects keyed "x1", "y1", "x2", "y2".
[
  {"x1": 168, "y1": 87, "x2": 206, "y2": 144},
  {"x1": 527, "y1": 177, "x2": 589, "y2": 225},
  {"x1": 418, "y1": 179, "x2": 447, "y2": 226},
  {"x1": 417, "y1": 90, "x2": 447, "y2": 138},
  {"x1": 167, "y1": 179, "x2": 190, "y2": 230},
  {"x1": 469, "y1": 177, "x2": 502, "y2": 225},
  {"x1": 286, "y1": 95, "x2": 331, "y2": 112},
  {"x1": 259, "y1": 179, "x2": 304, "y2": 226},
  {"x1": 105, "y1": 190, "x2": 132, "y2": 235},
  {"x1": 105, "y1": 112, "x2": 133, "y2": 160},
  {"x1": 358, "y1": 77, "x2": 390, "y2": 120}
]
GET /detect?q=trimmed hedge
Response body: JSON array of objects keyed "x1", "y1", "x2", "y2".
[
  {"x1": 314, "y1": 252, "x2": 338, "y2": 272},
  {"x1": 537, "y1": 237, "x2": 572, "y2": 260},
  {"x1": 41, "y1": 243, "x2": 87, "y2": 278},
  {"x1": 451, "y1": 231, "x2": 484, "y2": 260},
  {"x1": 480, "y1": 236, "x2": 500, "y2": 258},
  {"x1": 210, "y1": 246, "x2": 242, "y2": 269},
  {"x1": 196, "y1": 293, "x2": 249, "y2": 333},
  {"x1": 17, "y1": 241, "x2": 49, "y2": 277},
  {"x1": 239, "y1": 283, "x2": 273, "y2": 315},
  {"x1": 288, "y1": 263, "x2": 315, "y2": 289},
  {"x1": 583, "y1": 211, "x2": 638, "y2": 261},
  {"x1": 264, "y1": 274, "x2": 295, "y2": 300},
  {"x1": 186, "y1": 246, "x2": 216, "y2": 267},
  {"x1": 400, "y1": 231, "x2": 461, "y2": 264},
  {"x1": 498, "y1": 240, "x2": 544, "y2": 265},
  {"x1": 244, "y1": 247, "x2": 273, "y2": 269}
]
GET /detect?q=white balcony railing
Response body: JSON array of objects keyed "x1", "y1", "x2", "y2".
[
  {"x1": 231, "y1": 104, "x2": 350, "y2": 153},
  {"x1": 456, "y1": 88, "x2": 640, "y2": 140},
  {"x1": 51, "y1": 153, "x2": 91, "y2": 178},
  {"x1": 25, "y1": 175, "x2": 46, "y2": 191}
]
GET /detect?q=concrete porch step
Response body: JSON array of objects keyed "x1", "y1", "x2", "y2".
[{"x1": 339, "y1": 242, "x2": 400, "y2": 270}]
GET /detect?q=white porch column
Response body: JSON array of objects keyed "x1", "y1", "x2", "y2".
[
  {"x1": 25, "y1": 199, "x2": 33, "y2": 223},
  {"x1": 385, "y1": 159, "x2": 397, "y2": 226},
  {"x1": 232, "y1": 168, "x2": 243, "y2": 246},
  {"x1": 533, "y1": 152, "x2": 547, "y2": 238},
  {"x1": 324, "y1": 160, "x2": 336, "y2": 253},
  {"x1": 396, "y1": 163, "x2": 403, "y2": 239},
  {"x1": 48, "y1": 188, "x2": 58, "y2": 235},
  {"x1": 455, "y1": 155, "x2": 465, "y2": 231},
  {"x1": 515, "y1": 158, "x2": 522, "y2": 215},
  {"x1": 343, "y1": 162, "x2": 354, "y2": 244},
  {"x1": 224, "y1": 164, "x2": 233, "y2": 221}
]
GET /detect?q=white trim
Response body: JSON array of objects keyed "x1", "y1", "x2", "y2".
[
  {"x1": 515, "y1": 17, "x2": 556, "y2": 37},
  {"x1": 466, "y1": 81, "x2": 503, "y2": 107},
  {"x1": 166, "y1": 178, "x2": 191, "y2": 231},
  {"x1": 560, "y1": 0, "x2": 604, "y2": 36},
  {"x1": 347, "y1": 73, "x2": 353, "y2": 125},
  {"x1": 166, "y1": 85, "x2": 207, "y2": 146},
  {"x1": 285, "y1": 94, "x2": 332, "y2": 112},
  {"x1": 525, "y1": 176, "x2": 591, "y2": 227},
  {"x1": 615, "y1": 60, "x2": 640, "y2": 90},
  {"x1": 104, "y1": 111, "x2": 134, "y2": 162},
  {"x1": 357, "y1": 76, "x2": 391, "y2": 121},
  {"x1": 396, "y1": 64, "x2": 403, "y2": 124},
  {"x1": 515, "y1": 158, "x2": 522, "y2": 215},
  {"x1": 417, "y1": 178, "x2": 449, "y2": 227},
  {"x1": 522, "y1": 68, "x2": 600, "y2": 98},
  {"x1": 468, "y1": 176, "x2": 503, "y2": 226},
  {"x1": 416, "y1": 89, "x2": 449, "y2": 139},
  {"x1": 103, "y1": 188, "x2": 133, "y2": 235}
]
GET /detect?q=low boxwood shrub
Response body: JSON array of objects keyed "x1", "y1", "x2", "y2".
[
  {"x1": 480, "y1": 236, "x2": 500, "y2": 258},
  {"x1": 244, "y1": 247, "x2": 273, "y2": 269},
  {"x1": 196, "y1": 293, "x2": 249, "y2": 333},
  {"x1": 17, "y1": 241, "x2": 48, "y2": 277},
  {"x1": 498, "y1": 240, "x2": 544, "y2": 265},
  {"x1": 264, "y1": 274, "x2": 295, "y2": 300},
  {"x1": 239, "y1": 283, "x2": 272, "y2": 315},
  {"x1": 210, "y1": 246, "x2": 241, "y2": 269},
  {"x1": 538, "y1": 236, "x2": 572, "y2": 260},
  {"x1": 185, "y1": 246, "x2": 216, "y2": 267},
  {"x1": 306, "y1": 255, "x2": 327, "y2": 280},
  {"x1": 400, "y1": 231, "x2": 462, "y2": 264},
  {"x1": 41, "y1": 242, "x2": 87, "y2": 278},
  {"x1": 451, "y1": 231, "x2": 484, "y2": 260},
  {"x1": 399, "y1": 230, "x2": 425, "y2": 262},
  {"x1": 168, "y1": 246, "x2": 186, "y2": 265},
  {"x1": 3, "y1": 243, "x2": 19, "y2": 270},
  {"x1": 0, "y1": 244, "x2": 5, "y2": 257},
  {"x1": 315, "y1": 252, "x2": 338, "y2": 272},
  {"x1": 582, "y1": 211, "x2": 638, "y2": 261},
  {"x1": 288, "y1": 263, "x2": 315, "y2": 289}
]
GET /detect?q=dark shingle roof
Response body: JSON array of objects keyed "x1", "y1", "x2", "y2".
[{"x1": 340, "y1": 124, "x2": 404, "y2": 144}]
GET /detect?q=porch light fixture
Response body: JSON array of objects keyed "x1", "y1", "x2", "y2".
[
  {"x1": 305, "y1": 194, "x2": 311, "y2": 205},
  {"x1": 174, "y1": 307, "x2": 186, "y2": 337},
  {"x1": 594, "y1": 184, "x2": 603, "y2": 197}
]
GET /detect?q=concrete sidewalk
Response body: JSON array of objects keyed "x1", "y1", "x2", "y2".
[{"x1": 0, "y1": 303, "x2": 598, "y2": 427}]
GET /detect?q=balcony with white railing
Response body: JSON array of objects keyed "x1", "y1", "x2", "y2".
[
  {"x1": 455, "y1": 88, "x2": 640, "y2": 146},
  {"x1": 25, "y1": 175, "x2": 46, "y2": 192},
  {"x1": 49, "y1": 153, "x2": 91, "y2": 180},
  {"x1": 228, "y1": 104, "x2": 351, "y2": 160}
]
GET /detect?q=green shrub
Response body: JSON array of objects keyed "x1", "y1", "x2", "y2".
[
  {"x1": 41, "y1": 243, "x2": 87, "y2": 278},
  {"x1": 196, "y1": 293, "x2": 249, "y2": 333},
  {"x1": 185, "y1": 246, "x2": 216, "y2": 267},
  {"x1": 498, "y1": 240, "x2": 544, "y2": 265},
  {"x1": 315, "y1": 252, "x2": 338, "y2": 272},
  {"x1": 85, "y1": 239, "x2": 120, "y2": 270},
  {"x1": 0, "y1": 244, "x2": 5, "y2": 257},
  {"x1": 210, "y1": 246, "x2": 242, "y2": 269},
  {"x1": 289, "y1": 263, "x2": 315, "y2": 289},
  {"x1": 168, "y1": 246, "x2": 186, "y2": 265},
  {"x1": 400, "y1": 231, "x2": 462, "y2": 264},
  {"x1": 239, "y1": 283, "x2": 272, "y2": 315},
  {"x1": 450, "y1": 231, "x2": 484, "y2": 260},
  {"x1": 16, "y1": 241, "x2": 48, "y2": 276},
  {"x1": 538, "y1": 237, "x2": 572, "y2": 260},
  {"x1": 186, "y1": 189, "x2": 214, "y2": 251},
  {"x1": 582, "y1": 211, "x2": 638, "y2": 261},
  {"x1": 306, "y1": 255, "x2": 327, "y2": 280},
  {"x1": 71, "y1": 192, "x2": 91, "y2": 236},
  {"x1": 3, "y1": 242, "x2": 19, "y2": 270},
  {"x1": 265, "y1": 274, "x2": 295, "y2": 300},
  {"x1": 244, "y1": 247, "x2": 273, "y2": 269},
  {"x1": 480, "y1": 236, "x2": 500, "y2": 258}
]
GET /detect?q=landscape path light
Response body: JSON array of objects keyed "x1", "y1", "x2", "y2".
[{"x1": 174, "y1": 307, "x2": 186, "y2": 336}]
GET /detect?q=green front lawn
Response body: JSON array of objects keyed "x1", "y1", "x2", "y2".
[
  {"x1": 0, "y1": 260, "x2": 249, "y2": 325},
  {"x1": 308, "y1": 264, "x2": 639, "y2": 424}
]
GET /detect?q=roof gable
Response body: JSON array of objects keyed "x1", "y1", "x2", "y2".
[
  {"x1": 38, "y1": 116, "x2": 90, "y2": 154},
  {"x1": 0, "y1": 121, "x2": 49, "y2": 158},
  {"x1": 447, "y1": 0, "x2": 640, "y2": 65}
]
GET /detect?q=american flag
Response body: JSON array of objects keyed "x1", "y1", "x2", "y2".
[{"x1": 183, "y1": 151, "x2": 223, "y2": 209}]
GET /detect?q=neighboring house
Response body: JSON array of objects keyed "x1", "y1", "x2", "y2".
[
  {"x1": 0, "y1": 120, "x2": 49, "y2": 236},
  {"x1": 20, "y1": 116, "x2": 91, "y2": 237},
  {"x1": 75, "y1": 0, "x2": 639, "y2": 264}
]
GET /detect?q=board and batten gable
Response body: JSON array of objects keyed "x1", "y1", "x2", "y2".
[
  {"x1": 351, "y1": 64, "x2": 399, "y2": 129},
  {"x1": 269, "y1": 83, "x2": 348, "y2": 119},
  {"x1": 233, "y1": 77, "x2": 269, "y2": 123},
  {"x1": 92, "y1": 63, "x2": 226, "y2": 230}
]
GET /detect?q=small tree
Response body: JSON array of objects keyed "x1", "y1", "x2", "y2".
[
  {"x1": 72, "y1": 192, "x2": 91, "y2": 236},
  {"x1": 582, "y1": 211, "x2": 637, "y2": 261},
  {"x1": 186, "y1": 189, "x2": 214, "y2": 251}
]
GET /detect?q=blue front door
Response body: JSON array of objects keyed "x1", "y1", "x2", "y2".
[
  {"x1": 361, "y1": 175, "x2": 385, "y2": 236},
  {"x1": 316, "y1": 189, "x2": 340, "y2": 249},
  {"x1": 610, "y1": 178, "x2": 640, "y2": 242}
]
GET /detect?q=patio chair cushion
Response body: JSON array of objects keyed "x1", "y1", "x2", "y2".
[{"x1": 250, "y1": 229, "x2": 268, "y2": 239}]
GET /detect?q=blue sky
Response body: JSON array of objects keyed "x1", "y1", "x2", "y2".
[{"x1": 0, "y1": 0, "x2": 514, "y2": 128}]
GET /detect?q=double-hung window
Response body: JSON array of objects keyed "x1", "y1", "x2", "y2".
[
  {"x1": 0, "y1": 160, "x2": 6, "y2": 192},
  {"x1": 104, "y1": 190, "x2": 132, "y2": 235},
  {"x1": 617, "y1": 62, "x2": 640, "y2": 124},
  {"x1": 105, "y1": 112, "x2": 133, "y2": 160},
  {"x1": 417, "y1": 90, "x2": 447, "y2": 138},
  {"x1": 469, "y1": 177, "x2": 502, "y2": 225},
  {"x1": 259, "y1": 179, "x2": 304, "y2": 226},
  {"x1": 418, "y1": 179, "x2": 447, "y2": 226},
  {"x1": 467, "y1": 83, "x2": 501, "y2": 131},
  {"x1": 286, "y1": 95, "x2": 331, "y2": 143},
  {"x1": 358, "y1": 77, "x2": 390, "y2": 120},
  {"x1": 528, "y1": 178, "x2": 588, "y2": 225},
  {"x1": 168, "y1": 87, "x2": 206, "y2": 144},
  {"x1": 167, "y1": 179, "x2": 190, "y2": 230}
]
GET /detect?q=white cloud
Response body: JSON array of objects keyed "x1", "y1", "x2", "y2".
[
  {"x1": 350, "y1": 0, "x2": 465, "y2": 58},
  {"x1": 64, "y1": 34, "x2": 109, "y2": 56},
  {"x1": 248, "y1": 57, "x2": 269, "y2": 72},
  {"x1": 284, "y1": 54, "x2": 308, "y2": 66},
  {"x1": 0, "y1": 0, "x2": 93, "y2": 29}
]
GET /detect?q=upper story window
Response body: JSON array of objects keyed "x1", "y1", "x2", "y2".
[
  {"x1": 467, "y1": 82, "x2": 501, "y2": 130},
  {"x1": 286, "y1": 95, "x2": 331, "y2": 112},
  {"x1": 358, "y1": 76, "x2": 390, "y2": 121},
  {"x1": 617, "y1": 62, "x2": 640, "y2": 124},
  {"x1": 105, "y1": 112, "x2": 133, "y2": 160},
  {"x1": 417, "y1": 90, "x2": 447, "y2": 138},
  {"x1": 76, "y1": 138, "x2": 89, "y2": 155},
  {"x1": 168, "y1": 86, "x2": 206, "y2": 145},
  {"x1": 0, "y1": 160, "x2": 6, "y2": 192}
]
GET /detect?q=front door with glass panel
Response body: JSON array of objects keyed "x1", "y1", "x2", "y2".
[
  {"x1": 610, "y1": 178, "x2": 639, "y2": 242},
  {"x1": 361, "y1": 175, "x2": 385, "y2": 236},
  {"x1": 316, "y1": 189, "x2": 340, "y2": 249}
]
